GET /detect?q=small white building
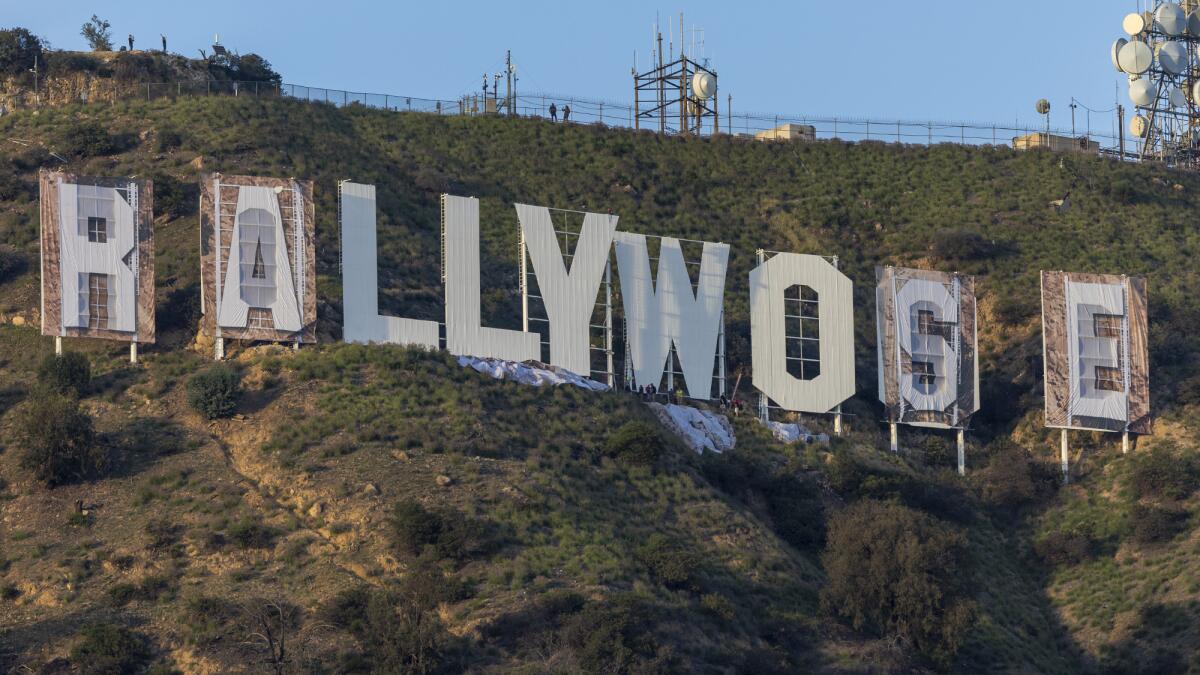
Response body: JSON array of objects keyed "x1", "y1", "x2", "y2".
[{"x1": 754, "y1": 123, "x2": 817, "y2": 142}]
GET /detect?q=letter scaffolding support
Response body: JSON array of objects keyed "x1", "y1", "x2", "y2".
[
  {"x1": 956, "y1": 429, "x2": 966, "y2": 476},
  {"x1": 518, "y1": 207, "x2": 616, "y2": 386},
  {"x1": 1061, "y1": 429, "x2": 1070, "y2": 485}
]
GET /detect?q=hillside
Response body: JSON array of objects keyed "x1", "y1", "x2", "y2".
[{"x1": 0, "y1": 97, "x2": 1199, "y2": 673}]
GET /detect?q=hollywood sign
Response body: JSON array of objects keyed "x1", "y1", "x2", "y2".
[{"x1": 37, "y1": 171, "x2": 1151, "y2": 477}]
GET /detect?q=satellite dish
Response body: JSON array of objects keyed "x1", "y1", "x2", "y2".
[
  {"x1": 1171, "y1": 86, "x2": 1188, "y2": 108},
  {"x1": 1129, "y1": 78, "x2": 1157, "y2": 106},
  {"x1": 1118, "y1": 40, "x2": 1154, "y2": 74},
  {"x1": 1189, "y1": 10, "x2": 1200, "y2": 35},
  {"x1": 1192, "y1": 80, "x2": 1200, "y2": 104},
  {"x1": 691, "y1": 71, "x2": 716, "y2": 99},
  {"x1": 1112, "y1": 38, "x2": 1129, "y2": 71},
  {"x1": 1157, "y1": 2, "x2": 1187, "y2": 35},
  {"x1": 1035, "y1": 99, "x2": 1051, "y2": 115},
  {"x1": 1160, "y1": 41, "x2": 1189, "y2": 74},
  {"x1": 1123, "y1": 12, "x2": 1147, "y2": 34},
  {"x1": 1131, "y1": 114, "x2": 1150, "y2": 138}
]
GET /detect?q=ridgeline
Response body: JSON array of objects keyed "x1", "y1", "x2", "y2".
[{"x1": 1, "y1": 95, "x2": 1199, "y2": 673}]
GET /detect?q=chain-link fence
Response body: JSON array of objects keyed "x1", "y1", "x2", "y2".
[{"x1": 28, "y1": 78, "x2": 1124, "y2": 154}]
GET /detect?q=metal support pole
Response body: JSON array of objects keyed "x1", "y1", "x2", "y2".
[
  {"x1": 130, "y1": 342, "x2": 138, "y2": 364},
  {"x1": 519, "y1": 227, "x2": 529, "y2": 333},
  {"x1": 1060, "y1": 429, "x2": 1070, "y2": 485},
  {"x1": 215, "y1": 337, "x2": 225, "y2": 361},
  {"x1": 889, "y1": 423, "x2": 899, "y2": 453},
  {"x1": 717, "y1": 311, "x2": 726, "y2": 399},
  {"x1": 756, "y1": 249, "x2": 767, "y2": 422},
  {"x1": 832, "y1": 255, "x2": 843, "y2": 436},
  {"x1": 55, "y1": 336, "x2": 63, "y2": 356},
  {"x1": 605, "y1": 261, "x2": 614, "y2": 386},
  {"x1": 667, "y1": 348, "x2": 674, "y2": 392},
  {"x1": 293, "y1": 340, "x2": 300, "y2": 352},
  {"x1": 1122, "y1": 431, "x2": 1130, "y2": 454},
  {"x1": 956, "y1": 429, "x2": 966, "y2": 476}
]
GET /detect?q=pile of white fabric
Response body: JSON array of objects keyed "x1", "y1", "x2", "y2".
[
  {"x1": 457, "y1": 355, "x2": 610, "y2": 392},
  {"x1": 763, "y1": 420, "x2": 829, "y2": 445},
  {"x1": 649, "y1": 402, "x2": 736, "y2": 454}
]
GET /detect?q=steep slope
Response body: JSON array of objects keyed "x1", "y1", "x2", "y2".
[{"x1": 0, "y1": 97, "x2": 1198, "y2": 672}]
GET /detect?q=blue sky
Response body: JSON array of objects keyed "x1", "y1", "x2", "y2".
[{"x1": 9, "y1": 1, "x2": 1134, "y2": 129}]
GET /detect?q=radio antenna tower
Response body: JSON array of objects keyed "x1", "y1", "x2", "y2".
[
  {"x1": 1112, "y1": 1, "x2": 1200, "y2": 167},
  {"x1": 631, "y1": 12, "x2": 721, "y2": 135}
]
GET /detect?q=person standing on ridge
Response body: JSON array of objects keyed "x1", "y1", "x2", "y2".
[
  {"x1": 562, "y1": 104, "x2": 571, "y2": 122},
  {"x1": 161, "y1": 34, "x2": 167, "y2": 53},
  {"x1": 549, "y1": 102, "x2": 557, "y2": 121},
  {"x1": 128, "y1": 34, "x2": 134, "y2": 51}
]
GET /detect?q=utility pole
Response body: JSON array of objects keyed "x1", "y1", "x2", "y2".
[
  {"x1": 1118, "y1": 104, "x2": 1126, "y2": 159},
  {"x1": 505, "y1": 50, "x2": 512, "y2": 116},
  {"x1": 29, "y1": 53, "x2": 38, "y2": 105},
  {"x1": 1070, "y1": 100, "x2": 1077, "y2": 137}
]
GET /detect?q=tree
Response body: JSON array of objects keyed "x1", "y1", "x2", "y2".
[
  {"x1": 37, "y1": 351, "x2": 91, "y2": 397},
  {"x1": 16, "y1": 391, "x2": 105, "y2": 486},
  {"x1": 80, "y1": 15, "x2": 112, "y2": 52},
  {"x1": 0, "y1": 27, "x2": 43, "y2": 77},
  {"x1": 232, "y1": 53, "x2": 281, "y2": 84},
  {"x1": 239, "y1": 598, "x2": 303, "y2": 675},
  {"x1": 820, "y1": 499, "x2": 975, "y2": 666}
]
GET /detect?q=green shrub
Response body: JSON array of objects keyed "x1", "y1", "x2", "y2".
[
  {"x1": 186, "y1": 365, "x2": 242, "y2": 419},
  {"x1": 155, "y1": 128, "x2": 183, "y2": 152},
  {"x1": 1129, "y1": 445, "x2": 1196, "y2": 501},
  {"x1": 325, "y1": 562, "x2": 453, "y2": 673},
  {"x1": 16, "y1": 391, "x2": 104, "y2": 486},
  {"x1": 930, "y1": 229, "x2": 1000, "y2": 261},
  {"x1": 145, "y1": 519, "x2": 182, "y2": 551},
  {"x1": 699, "y1": 593, "x2": 735, "y2": 621},
  {"x1": 179, "y1": 595, "x2": 239, "y2": 646},
  {"x1": 69, "y1": 622, "x2": 152, "y2": 673},
  {"x1": 0, "y1": 244, "x2": 25, "y2": 282},
  {"x1": 820, "y1": 499, "x2": 975, "y2": 666},
  {"x1": 1127, "y1": 504, "x2": 1187, "y2": 545},
  {"x1": 150, "y1": 172, "x2": 196, "y2": 220},
  {"x1": 57, "y1": 121, "x2": 121, "y2": 157},
  {"x1": 45, "y1": 51, "x2": 102, "y2": 76},
  {"x1": 635, "y1": 534, "x2": 699, "y2": 588},
  {"x1": 603, "y1": 421, "x2": 667, "y2": 465},
  {"x1": 1034, "y1": 530, "x2": 1093, "y2": 567},
  {"x1": 387, "y1": 499, "x2": 481, "y2": 560},
  {"x1": 227, "y1": 518, "x2": 277, "y2": 550},
  {"x1": 975, "y1": 441, "x2": 1057, "y2": 513},
  {"x1": 229, "y1": 53, "x2": 281, "y2": 84},
  {"x1": 765, "y1": 473, "x2": 826, "y2": 550},
  {"x1": 561, "y1": 596, "x2": 672, "y2": 672},
  {"x1": 37, "y1": 351, "x2": 91, "y2": 397}
]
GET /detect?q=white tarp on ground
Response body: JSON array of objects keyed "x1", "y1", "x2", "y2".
[
  {"x1": 649, "y1": 402, "x2": 735, "y2": 454},
  {"x1": 457, "y1": 355, "x2": 609, "y2": 392},
  {"x1": 762, "y1": 420, "x2": 830, "y2": 445}
]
